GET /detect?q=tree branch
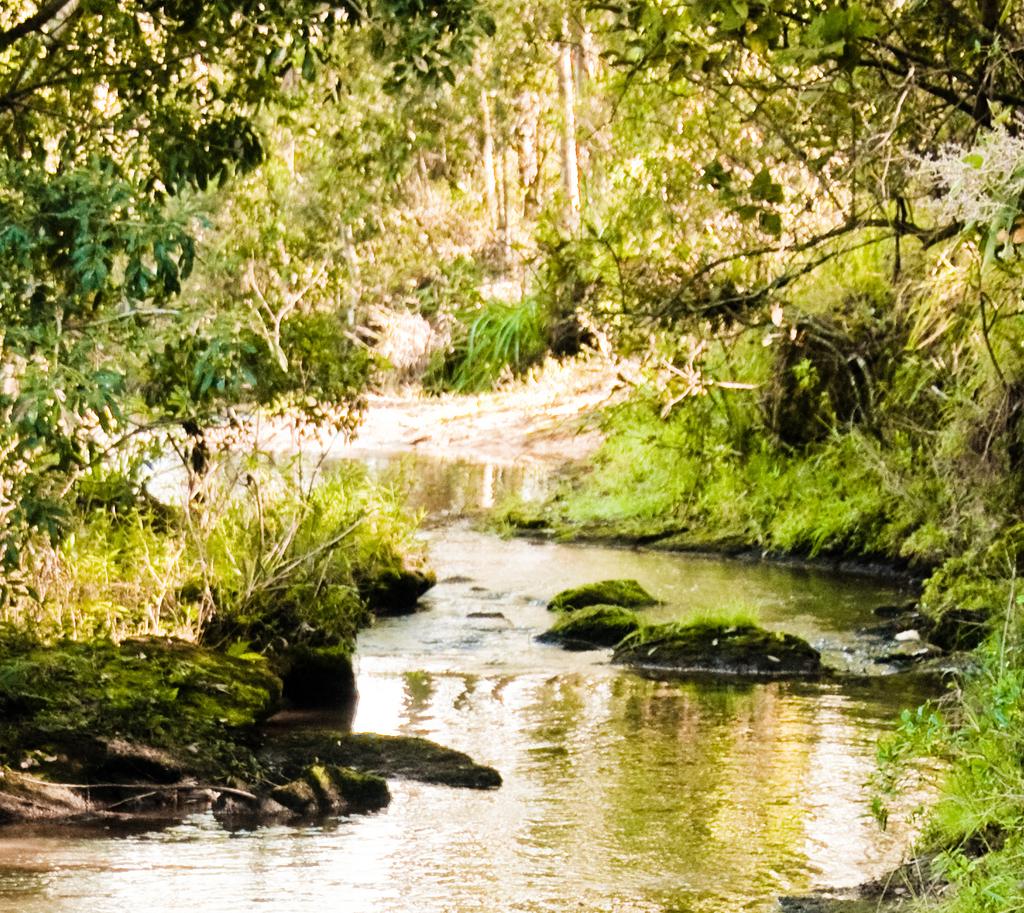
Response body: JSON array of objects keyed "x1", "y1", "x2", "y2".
[{"x1": 0, "y1": 0, "x2": 76, "y2": 53}]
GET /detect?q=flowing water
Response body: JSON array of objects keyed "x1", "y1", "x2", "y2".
[{"x1": 0, "y1": 456, "x2": 934, "y2": 913}]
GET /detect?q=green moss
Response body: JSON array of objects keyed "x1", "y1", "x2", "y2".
[
  {"x1": 304, "y1": 763, "x2": 345, "y2": 811},
  {"x1": 324, "y1": 765, "x2": 390, "y2": 811},
  {"x1": 537, "y1": 604, "x2": 642, "y2": 650},
  {"x1": 547, "y1": 579, "x2": 659, "y2": 613},
  {"x1": 684, "y1": 606, "x2": 761, "y2": 629}
]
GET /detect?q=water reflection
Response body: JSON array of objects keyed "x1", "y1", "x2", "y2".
[{"x1": 355, "y1": 453, "x2": 554, "y2": 520}]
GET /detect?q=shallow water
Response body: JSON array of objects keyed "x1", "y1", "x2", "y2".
[{"x1": 0, "y1": 456, "x2": 933, "y2": 913}]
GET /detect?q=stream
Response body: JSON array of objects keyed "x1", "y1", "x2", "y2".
[{"x1": 0, "y1": 455, "x2": 935, "y2": 913}]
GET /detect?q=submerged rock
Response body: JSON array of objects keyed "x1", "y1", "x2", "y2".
[
  {"x1": 537, "y1": 604, "x2": 642, "y2": 650},
  {"x1": 260, "y1": 731, "x2": 501, "y2": 790},
  {"x1": 547, "y1": 579, "x2": 659, "y2": 613},
  {"x1": 612, "y1": 622, "x2": 822, "y2": 679}
]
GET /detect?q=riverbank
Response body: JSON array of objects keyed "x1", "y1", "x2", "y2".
[
  {"x1": 0, "y1": 631, "x2": 500, "y2": 828},
  {"x1": 0, "y1": 457, "x2": 494, "y2": 828}
]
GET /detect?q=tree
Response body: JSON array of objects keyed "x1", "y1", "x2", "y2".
[
  {"x1": 0, "y1": 0, "x2": 492, "y2": 597},
  {"x1": 580, "y1": 0, "x2": 1024, "y2": 325}
]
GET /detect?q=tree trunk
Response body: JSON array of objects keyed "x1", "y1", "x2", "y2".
[
  {"x1": 480, "y1": 92, "x2": 499, "y2": 229},
  {"x1": 516, "y1": 91, "x2": 541, "y2": 219},
  {"x1": 497, "y1": 146, "x2": 514, "y2": 263},
  {"x1": 557, "y1": 17, "x2": 581, "y2": 234}
]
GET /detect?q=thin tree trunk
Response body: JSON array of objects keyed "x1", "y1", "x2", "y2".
[
  {"x1": 502, "y1": 146, "x2": 513, "y2": 249},
  {"x1": 480, "y1": 92, "x2": 499, "y2": 229},
  {"x1": 557, "y1": 17, "x2": 581, "y2": 234},
  {"x1": 516, "y1": 90, "x2": 541, "y2": 219}
]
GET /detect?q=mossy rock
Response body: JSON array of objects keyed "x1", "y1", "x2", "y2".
[
  {"x1": 0, "y1": 637, "x2": 282, "y2": 780},
  {"x1": 537, "y1": 604, "x2": 642, "y2": 650},
  {"x1": 360, "y1": 566, "x2": 437, "y2": 617},
  {"x1": 278, "y1": 644, "x2": 357, "y2": 710},
  {"x1": 324, "y1": 765, "x2": 390, "y2": 812},
  {"x1": 612, "y1": 622, "x2": 823, "y2": 679},
  {"x1": 270, "y1": 777, "x2": 318, "y2": 816},
  {"x1": 265, "y1": 763, "x2": 396, "y2": 820},
  {"x1": 547, "y1": 579, "x2": 659, "y2": 613},
  {"x1": 260, "y1": 731, "x2": 501, "y2": 790}
]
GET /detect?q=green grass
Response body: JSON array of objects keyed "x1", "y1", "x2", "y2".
[
  {"x1": 425, "y1": 297, "x2": 549, "y2": 393},
  {"x1": 551, "y1": 391, "x2": 976, "y2": 568},
  {"x1": 681, "y1": 606, "x2": 761, "y2": 630}
]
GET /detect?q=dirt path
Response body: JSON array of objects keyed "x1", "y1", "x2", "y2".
[{"x1": 261, "y1": 359, "x2": 617, "y2": 466}]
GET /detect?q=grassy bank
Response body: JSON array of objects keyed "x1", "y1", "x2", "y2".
[{"x1": 17, "y1": 461, "x2": 425, "y2": 647}]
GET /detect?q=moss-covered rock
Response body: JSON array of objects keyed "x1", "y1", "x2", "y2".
[
  {"x1": 0, "y1": 636, "x2": 282, "y2": 781},
  {"x1": 323, "y1": 765, "x2": 391, "y2": 811},
  {"x1": 360, "y1": 566, "x2": 437, "y2": 616},
  {"x1": 537, "y1": 604, "x2": 642, "y2": 650},
  {"x1": 284, "y1": 764, "x2": 390, "y2": 816},
  {"x1": 268, "y1": 763, "x2": 391, "y2": 819},
  {"x1": 304, "y1": 763, "x2": 349, "y2": 814},
  {"x1": 547, "y1": 579, "x2": 659, "y2": 613},
  {"x1": 270, "y1": 777, "x2": 318, "y2": 816},
  {"x1": 612, "y1": 622, "x2": 823, "y2": 679},
  {"x1": 259, "y1": 730, "x2": 501, "y2": 790}
]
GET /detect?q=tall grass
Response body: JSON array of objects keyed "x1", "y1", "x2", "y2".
[
  {"x1": 872, "y1": 574, "x2": 1024, "y2": 913},
  {"x1": 15, "y1": 461, "x2": 422, "y2": 647},
  {"x1": 425, "y1": 296, "x2": 549, "y2": 393},
  {"x1": 554, "y1": 371, "x2": 988, "y2": 569}
]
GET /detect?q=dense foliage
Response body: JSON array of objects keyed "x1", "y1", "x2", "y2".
[{"x1": 0, "y1": 0, "x2": 490, "y2": 607}]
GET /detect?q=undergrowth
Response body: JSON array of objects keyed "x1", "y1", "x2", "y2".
[
  {"x1": 541, "y1": 387, "x2": 990, "y2": 571},
  {"x1": 872, "y1": 571, "x2": 1024, "y2": 913}
]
